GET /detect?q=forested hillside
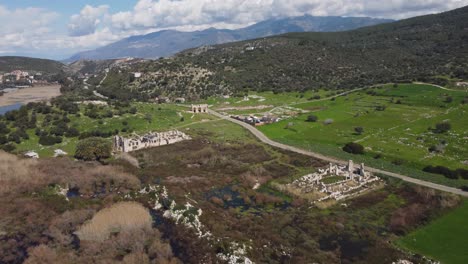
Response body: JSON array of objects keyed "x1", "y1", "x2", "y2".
[
  {"x1": 177, "y1": 5, "x2": 468, "y2": 93},
  {"x1": 0, "y1": 56, "x2": 66, "y2": 74},
  {"x1": 93, "y1": 5, "x2": 468, "y2": 100}
]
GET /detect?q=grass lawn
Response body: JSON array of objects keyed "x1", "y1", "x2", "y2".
[{"x1": 396, "y1": 200, "x2": 468, "y2": 264}]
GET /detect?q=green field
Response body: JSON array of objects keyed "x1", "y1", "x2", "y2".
[
  {"x1": 14, "y1": 103, "x2": 216, "y2": 157},
  {"x1": 199, "y1": 89, "x2": 343, "y2": 115},
  {"x1": 254, "y1": 84, "x2": 468, "y2": 187},
  {"x1": 396, "y1": 200, "x2": 468, "y2": 264}
]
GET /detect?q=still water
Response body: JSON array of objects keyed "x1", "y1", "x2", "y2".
[{"x1": 0, "y1": 103, "x2": 22, "y2": 115}]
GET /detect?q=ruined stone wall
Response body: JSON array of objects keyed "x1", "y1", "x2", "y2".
[{"x1": 114, "y1": 130, "x2": 191, "y2": 153}]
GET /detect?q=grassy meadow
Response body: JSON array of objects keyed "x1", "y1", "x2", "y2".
[
  {"x1": 396, "y1": 200, "x2": 468, "y2": 264},
  {"x1": 256, "y1": 84, "x2": 468, "y2": 187}
]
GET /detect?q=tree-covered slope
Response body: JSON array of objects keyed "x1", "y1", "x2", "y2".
[
  {"x1": 0, "y1": 56, "x2": 66, "y2": 74},
  {"x1": 177, "y1": 5, "x2": 468, "y2": 92},
  {"x1": 93, "y1": 6, "x2": 468, "y2": 100}
]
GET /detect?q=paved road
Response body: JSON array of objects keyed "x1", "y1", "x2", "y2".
[{"x1": 208, "y1": 109, "x2": 468, "y2": 197}]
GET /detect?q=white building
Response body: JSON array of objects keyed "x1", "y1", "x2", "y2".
[{"x1": 134, "y1": 72, "x2": 142, "y2": 78}]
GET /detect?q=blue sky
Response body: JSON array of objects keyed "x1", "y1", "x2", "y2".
[{"x1": 0, "y1": 0, "x2": 467, "y2": 60}]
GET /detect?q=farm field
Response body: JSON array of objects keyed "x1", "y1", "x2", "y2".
[
  {"x1": 12, "y1": 103, "x2": 216, "y2": 157},
  {"x1": 396, "y1": 200, "x2": 468, "y2": 264},
  {"x1": 257, "y1": 84, "x2": 468, "y2": 187}
]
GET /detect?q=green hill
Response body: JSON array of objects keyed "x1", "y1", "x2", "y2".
[
  {"x1": 94, "y1": 5, "x2": 468, "y2": 100},
  {"x1": 0, "y1": 56, "x2": 66, "y2": 74}
]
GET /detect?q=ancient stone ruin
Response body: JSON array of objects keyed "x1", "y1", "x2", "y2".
[
  {"x1": 191, "y1": 104, "x2": 208, "y2": 113},
  {"x1": 288, "y1": 160, "x2": 381, "y2": 203},
  {"x1": 113, "y1": 130, "x2": 191, "y2": 152}
]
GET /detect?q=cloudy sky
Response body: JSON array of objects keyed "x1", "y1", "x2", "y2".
[{"x1": 0, "y1": 0, "x2": 467, "y2": 60}]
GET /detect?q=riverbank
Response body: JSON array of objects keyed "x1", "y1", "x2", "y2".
[{"x1": 0, "y1": 84, "x2": 61, "y2": 107}]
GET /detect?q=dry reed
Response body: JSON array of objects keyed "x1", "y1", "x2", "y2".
[{"x1": 75, "y1": 202, "x2": 152, "y2": 242}]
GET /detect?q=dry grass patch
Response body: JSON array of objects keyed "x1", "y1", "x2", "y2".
[
  {"x1": 0, "y1": 151, "x2": 45, "y2": 195},
  {"x1": 75, "y1": 202, "x2": 152, "y2": 242}
]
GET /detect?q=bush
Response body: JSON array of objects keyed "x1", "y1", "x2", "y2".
[
  {"x1": 75, "y1": 137, "x2": 111, "y2": 161},
  {"x1": 306, "y1": 115, "x2": 318, "y2": 122},
  {"x1": 39, "y1": 135, "x2": 63, "y2": 146},
  {"x1": 65, "y1": 127, "x2": 80, "y2": 137},
  {"x1": 1, "y1": 143, "x2": 16, "y2": 152},
  {"x1": 354, "y1": 126, "x2": 364, "y2": 134},
  {"x1": 423, "y1": 165, "x2": 462, "y2": 179},
  {"x1": 433, "y1": 122, "x2": 451, "y2": 133},
  {"x1": 342, "y1": 142, "x2": 364, "y2": 154}
]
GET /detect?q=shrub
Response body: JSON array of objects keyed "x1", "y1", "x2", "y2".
[
  {"x1": 0, "y1": 143, "x2": 16, "y2": 152},
  {"x1": 375, "y1": 105, "x2": 387, "y2": 111},
  {"x1": 423, "y1": 165, "x2": 459, "y2": 179},
  {"x1": 392, "y1": 159, "x2": 405, "y2": 166},
  {"x1": 433, "y1": 122, "x2": 451, "y2": 133},
  {"x1": 306, "y1": 115, "x2": 318, "y2": 122},
  {"x1": 354, "y1": 126, "x2": 364, "y2": 134},
  {"x1": 39, "y1": 135, "x2": 62, "y2": 146},
  {"x1": 342, "y1": 142, "x2": 364, "y2": 154},
  {"x1": 65, "y1": 127, "x2": 80, "y2": 137},
  {"x1": 75, "y1": 137, "x2": 111, "y2": 161}
]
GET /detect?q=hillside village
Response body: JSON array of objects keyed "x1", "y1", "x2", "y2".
[{"x1": 0, "y1": 70, "x2": 54, "y2": 88}]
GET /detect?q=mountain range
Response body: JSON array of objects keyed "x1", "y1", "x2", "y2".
[
  {"x1": 91, "y1": 5, "x2": 468, "y2": 100},
  {"x1": 65, "y1": 15, "x2": 392, "y2": 62}
]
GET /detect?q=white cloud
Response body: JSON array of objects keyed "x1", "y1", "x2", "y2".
[
  {"x1": 108, "y1": 0, "x2": 468, "y2": 33},
  {"x1": 68, "y1": 5, "x2": 109, "y2": 36},
  {"x1": 0, "y1": 6, "x2": 59, "y2": 51}
]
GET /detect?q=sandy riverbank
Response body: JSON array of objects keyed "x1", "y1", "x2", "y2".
[{"x1": 0, "y1": 85, "x2": 61, "y2": 107}]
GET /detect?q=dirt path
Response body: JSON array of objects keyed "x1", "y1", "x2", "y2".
[
  {"x1": 0, "y1": 85, "x2": 61, "y2": 106},
  {"x1": 208, "y1": 109, "x2": 468, "y2": 197},
  {"x1": 413, "y1": 82, "x2": 467, "y2": 92}
]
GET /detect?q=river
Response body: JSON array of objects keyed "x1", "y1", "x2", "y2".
[{"x1": 0, "y1": 103, "x2": 22, "y2": 115}]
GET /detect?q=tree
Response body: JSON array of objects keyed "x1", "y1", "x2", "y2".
[
  {"x1": 306, "y1": 115, "x2": 318, "y2": 122},
  {"x1": 75, "y1": 137, "x2": 111, "y2": 161},
  {"x1": 342, "y1": 142, "x2": 364, "y2": 154},
  {"x1": 39, "y1": 135, "x2": 62, "y2": 146},
  {"x1": 354, "y1": 126, "x2": 364, "y2": 135}
]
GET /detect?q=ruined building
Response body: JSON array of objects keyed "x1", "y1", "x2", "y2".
[
  {"x1": 191, "y1": 104, "x2": 208, "y2": 113},
  {"x1": 113, "y1": 130, "x2": 191, "y2": 152}
]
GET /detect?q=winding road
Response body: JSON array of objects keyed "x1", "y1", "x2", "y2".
[{"x1": 208, "y1": 109, "x2": 468, "y2": 197}]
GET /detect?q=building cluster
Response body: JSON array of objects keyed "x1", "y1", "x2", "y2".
[
  {"x1": 113, "y1": 130, "x2": 191, "y2": 153},
  {"x1": 230, "y1": 114, "x2": 281, "y2": 126},
  {"x1": 289, "y1": 160, "x2": 381, "y2": 203},
  {"x1": 0, "y1": 70, "x2": 44, "y2": 85}
]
